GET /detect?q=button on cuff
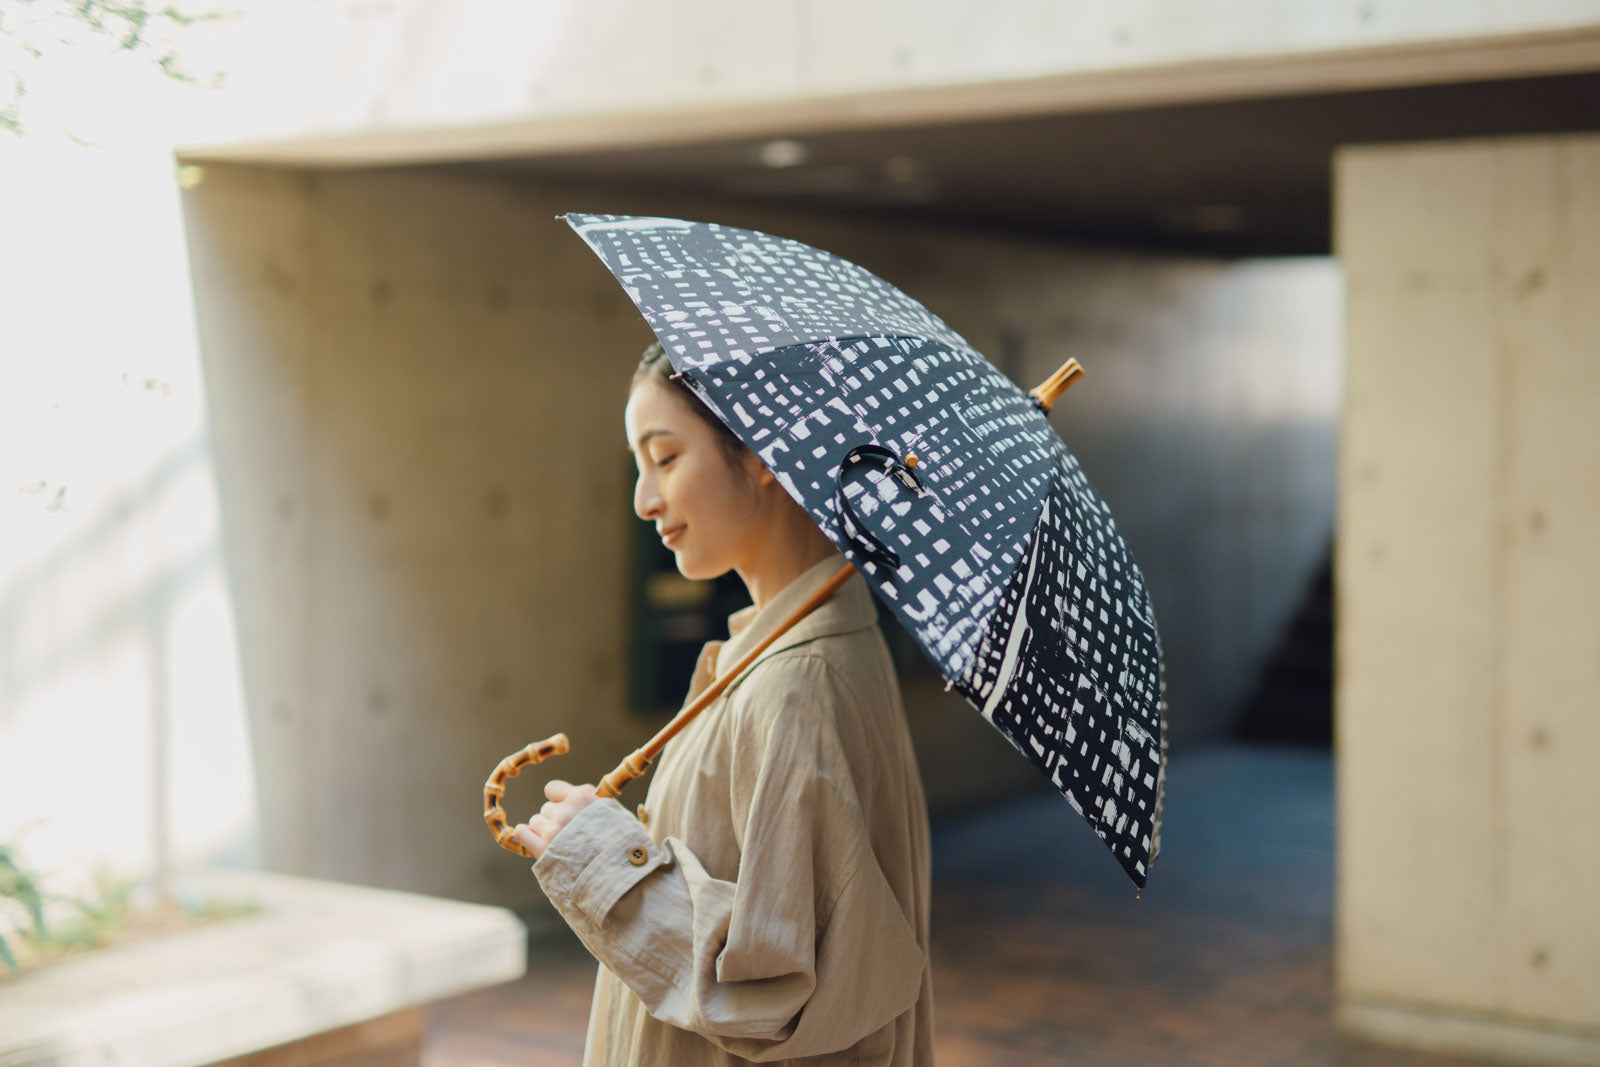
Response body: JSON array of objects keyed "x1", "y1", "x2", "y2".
[{"x1": 563, "y1": 802, "x2": 671, "y2": 920}]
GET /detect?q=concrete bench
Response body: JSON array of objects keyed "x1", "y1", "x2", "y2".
[{"x1": 0, "y1": 870, "x2": 527, "y2": 1066}]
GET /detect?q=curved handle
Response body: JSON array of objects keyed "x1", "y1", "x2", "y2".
[
  {"x1": 483, "y1": 733, "x2": 571, "y2": 858},
  {"x1": 834, "y1": 443, "x2": 923, "y2": 571}
]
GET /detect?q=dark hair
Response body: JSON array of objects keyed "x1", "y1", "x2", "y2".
[{"x1": 629, "y1": 341, "x2": 754, "y2": 476}]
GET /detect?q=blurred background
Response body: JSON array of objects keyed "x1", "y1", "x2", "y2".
[{"x1": 1, "y1": 2, "x2": 1597, "y2": 1064}]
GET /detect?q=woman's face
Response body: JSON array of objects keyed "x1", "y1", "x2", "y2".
[{"x1": 625, "y1": 375, "x2": 771, "y2": 581}]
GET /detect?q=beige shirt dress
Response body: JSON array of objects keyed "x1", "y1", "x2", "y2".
[{"x1": 532, "y1": 549, "x2": 935, "y2": 1065}]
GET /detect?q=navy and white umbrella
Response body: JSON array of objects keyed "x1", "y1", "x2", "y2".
[{"x1": 567, "y1": 212, "x2": 1168, "y2": 891}]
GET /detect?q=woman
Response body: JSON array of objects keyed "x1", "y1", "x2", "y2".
[{"x1": 513, "y1": 341, "x2": 935, "y2": 1065}]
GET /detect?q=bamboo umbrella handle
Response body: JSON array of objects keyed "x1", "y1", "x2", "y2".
[
  {"x1": 483, "y1": 735, "x2": 571, "y2": 858},
  {"x1": 484, "y1": 561, "x2": 857, "y2": 857}
]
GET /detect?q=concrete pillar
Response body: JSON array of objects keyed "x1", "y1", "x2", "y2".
[{"x1": 1336, "y1": 132, "x2": 1600, "y2": 1062}]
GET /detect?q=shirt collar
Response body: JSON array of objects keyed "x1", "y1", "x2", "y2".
[{"x1": 714, "y1": 549, "x2": 879, "y2": 687}]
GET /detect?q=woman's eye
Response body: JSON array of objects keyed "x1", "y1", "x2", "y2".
[{"x1": 657, "y1": 454, "x2": 677, "y2": 468}]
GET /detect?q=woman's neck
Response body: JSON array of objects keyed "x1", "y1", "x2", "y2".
[{"x1": 736, "y1": 523, "x2": 839, "y2": 613}]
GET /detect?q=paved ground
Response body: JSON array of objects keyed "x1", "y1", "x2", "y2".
[{"x1": 424, "y1": 743, "x2": 1502, "y2": 1065}]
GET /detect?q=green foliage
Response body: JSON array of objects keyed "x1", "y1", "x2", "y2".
[
  {"x1": 0, "y1": 836, "x2": 260, "y2": 977},
  {"x1": 0, "y1": 0, "x2": 238, "y2": 135},
  {"x1": 0, "y1": 75, "x2": 24, "y2": 135},
  {"x1": 0, "y1": 841, "x2": 48, "y2": 972},
  {"x1": 36, "y1": 867, "x2": 135, "y2": 953},
  {"x1": 0, "y1": 839, "x2": 138, "y2": 974}
]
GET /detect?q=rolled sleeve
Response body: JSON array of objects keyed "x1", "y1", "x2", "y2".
[{"x1": 533, "y1": 798, "x2": 672, "y2": 924}]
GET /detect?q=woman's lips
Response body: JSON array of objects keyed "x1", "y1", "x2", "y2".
[{"x1": 662, "y1": 526, "x2": 685, "y2": 545}]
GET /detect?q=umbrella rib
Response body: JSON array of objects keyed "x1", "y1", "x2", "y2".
[{"x1": 978, "y1": 495, "x2": 1053, "y2": 724}]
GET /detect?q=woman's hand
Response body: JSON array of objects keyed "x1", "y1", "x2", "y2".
[{"x1": 512, "y1": 779, "x2": 602, "y2": 860}]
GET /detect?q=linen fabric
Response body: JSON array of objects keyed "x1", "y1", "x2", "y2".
[{"x1": 532, "y1": 550, "x2": 935, "y2": 1065}]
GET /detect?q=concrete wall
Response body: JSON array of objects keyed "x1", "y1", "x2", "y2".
[
  {"x1": 182, "y1": 166, "x2": 649, "y2": 903},
  {"x1": 174, "y1": 0, "x2": 1600, "y2": 162},
  {"x1": 1336, "y1": 132, "x2": 1600, "y2": 1060},
  {"x1": 181, "y1": 164, "x2": 1337, "y2": 912}
]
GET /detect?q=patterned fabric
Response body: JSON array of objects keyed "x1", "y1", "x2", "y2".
[
  {"x1": 568, "y1": 213, "x2": 1166, "y2": 888},
  {"x1": 951, "y1": 450, "x2": 1168, "y2": 878}
]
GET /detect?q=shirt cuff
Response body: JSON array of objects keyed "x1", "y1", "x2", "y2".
[{"x1": 531, "y1": 797, "x2": 673, "y2": 923}]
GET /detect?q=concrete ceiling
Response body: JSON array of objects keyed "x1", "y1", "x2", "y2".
[{"x1": 441, "y1": 72, "x2": 1600, "y2": 256}]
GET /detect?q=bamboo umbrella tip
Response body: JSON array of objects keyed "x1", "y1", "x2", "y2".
[{"x1": 1028, "y1": 359, "x2": 1085, "y2": 414}]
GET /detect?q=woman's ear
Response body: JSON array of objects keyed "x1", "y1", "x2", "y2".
[{"x1": 741, "y1": 450, "x2": 776, "y2": 488}]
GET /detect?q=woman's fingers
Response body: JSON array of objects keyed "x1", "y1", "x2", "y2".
[
  {"x1": 520, "y1": 786, "x2": 603, "y2": 858},
  {"x1": 511, "y1": 824, "x2": 544, "y2": 859}
]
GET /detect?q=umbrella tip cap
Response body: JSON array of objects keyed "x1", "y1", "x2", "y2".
[{"x1": 1029, "y1": 358, "x2": 1085, "y2": 413}]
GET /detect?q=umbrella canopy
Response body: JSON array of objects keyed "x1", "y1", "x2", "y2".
[{"x1": 568, "y1": 213, "x2": 1167, "y2": 891}]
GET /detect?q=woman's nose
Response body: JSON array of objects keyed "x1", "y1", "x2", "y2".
[{"x1": 634, "y1": 477, "x2": 663, "y2": 521}]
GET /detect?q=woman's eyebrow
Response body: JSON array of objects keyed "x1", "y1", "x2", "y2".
[{"x1": 625, "y1": 428, "x2": 677, "y2": 454}]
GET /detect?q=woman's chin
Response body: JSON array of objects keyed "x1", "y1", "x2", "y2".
[{"x1": 674, "y1": 549, "x2": 726, "y2": 584}]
